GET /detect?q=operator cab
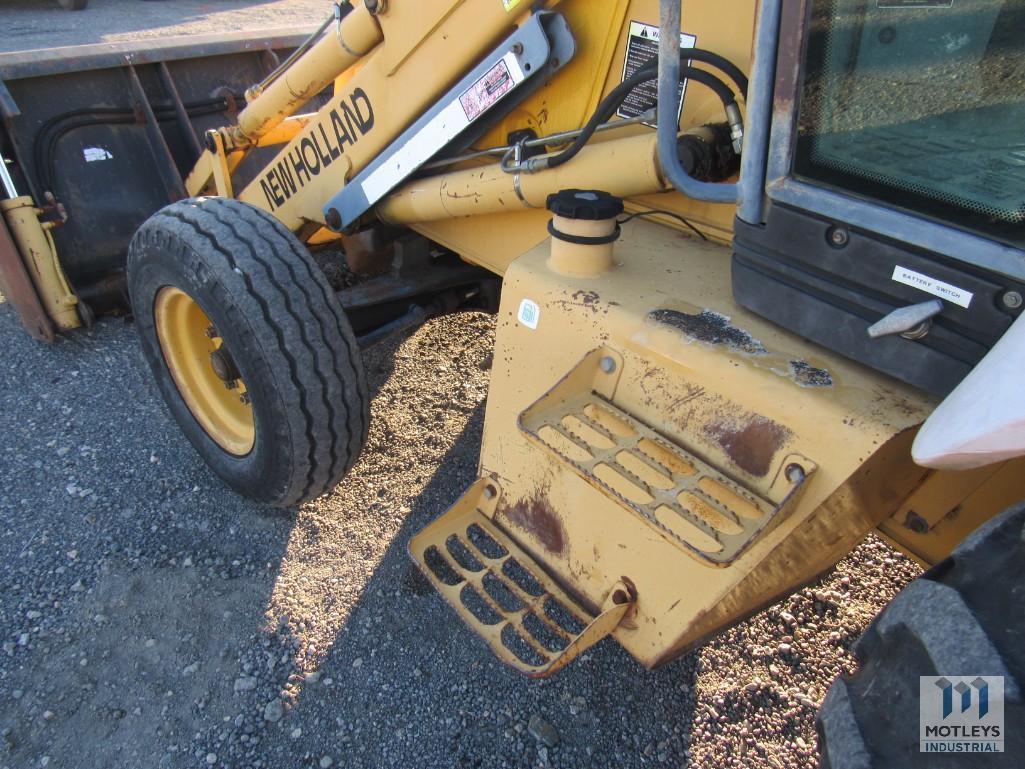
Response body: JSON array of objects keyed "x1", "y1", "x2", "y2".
[{"x1": 733, "y1": 0, "x2": 1025, "y2": 395}]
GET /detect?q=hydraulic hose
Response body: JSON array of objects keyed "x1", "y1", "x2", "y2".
[
  {"x1": 683, "y1": 48, "x2": 748, "y2": 98},
  {"x1": 539, "y1": 57, "x2": 738, "y2": 172},
  {"x1": 246, "y1": 11, "x2": 338, "y2": 101},
  {"x1": 674, "y1": 67, "x2": 737, "y2": 109}
]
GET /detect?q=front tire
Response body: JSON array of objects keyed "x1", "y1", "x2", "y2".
[{"x1": 128, "y1": 197, "x2": 368, "y2": 506}]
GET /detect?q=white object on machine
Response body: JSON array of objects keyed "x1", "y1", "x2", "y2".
[{"x1": 913, "y1": 311, "x2": 1025, "y2": 470}]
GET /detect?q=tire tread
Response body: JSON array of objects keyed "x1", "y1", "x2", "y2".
[
  {"x1": 129, "y1": 198, "x2": 367, "y2": 505},
  {"x1": 817, "y1": 504, "x2": 1025, "y2": 768}
]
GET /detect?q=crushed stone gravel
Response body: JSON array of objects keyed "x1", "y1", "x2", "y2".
[
  {"x1": 0, "y1": 305, "x2": 922, "y2": 769},
  {"x1": 0, "y1": 0, "x2": 328, "y2": 53}
]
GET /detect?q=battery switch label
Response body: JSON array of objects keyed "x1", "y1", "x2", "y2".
[
  {"x1": 617, "y1": 21, "x2": 697, "y2": 121},
  {"x1": 892, "y1": 265, "x2": 973, "y2": 308}
]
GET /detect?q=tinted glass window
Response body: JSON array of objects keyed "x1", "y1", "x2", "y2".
[{"x1": 794, "y1": 0, "x2": 1025, "y2": 248}]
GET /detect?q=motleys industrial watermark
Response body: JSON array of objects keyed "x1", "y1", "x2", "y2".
[{"x1": 921, "y1": 676, "x2": 1004, "y2": 752}]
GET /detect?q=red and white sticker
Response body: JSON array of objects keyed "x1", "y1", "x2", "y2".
[
  {"x1": 459, "y1": 60, "x2": 514, "y2": 122},
  {"x1": 361, "y1": 51, "x2": 524, "y2": 203}
]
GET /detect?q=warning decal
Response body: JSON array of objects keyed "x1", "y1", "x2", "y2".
[
  {"x1": 459, "y1": 60, "x2": 514, "y2": 122},
  {"x1": 618, "y1": 21, "x2": 697, "y2": 121}
]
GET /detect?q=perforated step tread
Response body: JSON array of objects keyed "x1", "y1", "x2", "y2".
[
  {"x1": 408, "y1": 478, "x2": 632, "y2": 677},
  {"x1": 518, "y1": 348, "x2": 815, "y2": 565}
]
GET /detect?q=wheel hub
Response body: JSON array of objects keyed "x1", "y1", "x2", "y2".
[
  {"x1": 152, "y1": 286, "x2": 255, "y2": 456},
  {"x1": 209, "y1": 346, "x2": 241, "y2": 384}
]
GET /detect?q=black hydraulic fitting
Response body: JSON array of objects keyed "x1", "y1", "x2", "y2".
[{"x1": 675, "y1": 123, "x2": 740, "y2": 183}]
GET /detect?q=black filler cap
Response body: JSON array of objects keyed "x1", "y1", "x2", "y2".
[{"x1": 546, "y1": 189, "x2": 624, "y2": 221}]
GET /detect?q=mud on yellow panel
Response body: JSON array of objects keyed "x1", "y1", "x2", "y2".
[
  {"x1": 467, "y1": 220, "x2": 937, "y2": 668},
  {"x1": 407, "y1": 478, "x2": 635, "y2": 677}
]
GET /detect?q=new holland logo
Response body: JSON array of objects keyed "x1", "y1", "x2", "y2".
[
  {"x1": 258, "y1": 87, "x2": 375, "y2": 211},
  {"x1": 920, "y1": 675, "x2": 1005, "y2": 753}
]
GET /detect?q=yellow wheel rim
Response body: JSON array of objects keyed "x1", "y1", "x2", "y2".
[{"x1": 153, "y1": 286, "x2": 255, "y2": 456}]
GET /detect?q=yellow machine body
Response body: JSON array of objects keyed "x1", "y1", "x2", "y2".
[
  {"x1": 143, "y1": 0, "x2": 1025, "y2": 672},
  {"x1": 0, "y1": 197, "x2": 80, "y2": 333},
  {"x1": 6, "y1": 0, "x2": 1021, "y2": 675}
]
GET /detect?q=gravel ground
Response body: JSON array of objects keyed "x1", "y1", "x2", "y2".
[
  {"x1": 0, "y1": 3, "x2": 924, "y2": 768},
  {"x1": 0, "y1": 0, "x2": 327, "y2": 53},
  {"x1": 0, "y1": 305, "x2": 922, "y2": 769}
]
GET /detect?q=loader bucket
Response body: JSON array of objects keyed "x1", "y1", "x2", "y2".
[{"x1": 0, "y1": 28, "x2": 315, "y2": 331}]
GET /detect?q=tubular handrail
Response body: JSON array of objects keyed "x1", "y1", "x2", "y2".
[
  {"x1": 657, "y1": 0, "x2": 738, "y2": 203},
  {"x1": 657, "y1": 0, "x2": 783, "y2": 210}
]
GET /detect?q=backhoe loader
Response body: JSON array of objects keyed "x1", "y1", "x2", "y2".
[{"x1": 1, "y1": 1, "x2": 1023, "y2": 765}]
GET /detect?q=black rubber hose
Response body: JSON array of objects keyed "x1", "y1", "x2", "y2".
[
  {"x1": 673, "y1": 66, "x2": 737, "y2": 108},
  {"x1": 682, "y1": 48, "x2": 748, "y2": 98},
  {"x1": 34, "y1": 98, "x2": 226, "y2": 154},
  {"x1": 543, "y1": 59, "x2": 736, "y2": 171},
  {"x1": 542, "y1": 63, "x2": 661, "y2": 170}
]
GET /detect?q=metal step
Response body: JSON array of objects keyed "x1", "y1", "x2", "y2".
[
  {"x1": 518, "y1": 347, "x2": 816, "y2": 566},
  {"x1": 408, "y1": 478, "x2": 634, "y2": 678}
]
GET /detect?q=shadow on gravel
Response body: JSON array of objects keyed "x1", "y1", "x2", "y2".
[
  {"x1": 0, "y1": 315, "x2": 302, "y2": 769},
  {"x1": 273, "y1": 399, "x2": 701, "y2": 768},
  {"x1": 0, "y1": 311, "x2": 699, "y2": 769}
]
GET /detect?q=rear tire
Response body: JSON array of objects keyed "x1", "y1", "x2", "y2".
[
  {"x1": 817, "y1": 503, "x2": 1025, "y2": 767},
  {"x1": 127, "y1": 197, "x2": 369, "y2": 507}
]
